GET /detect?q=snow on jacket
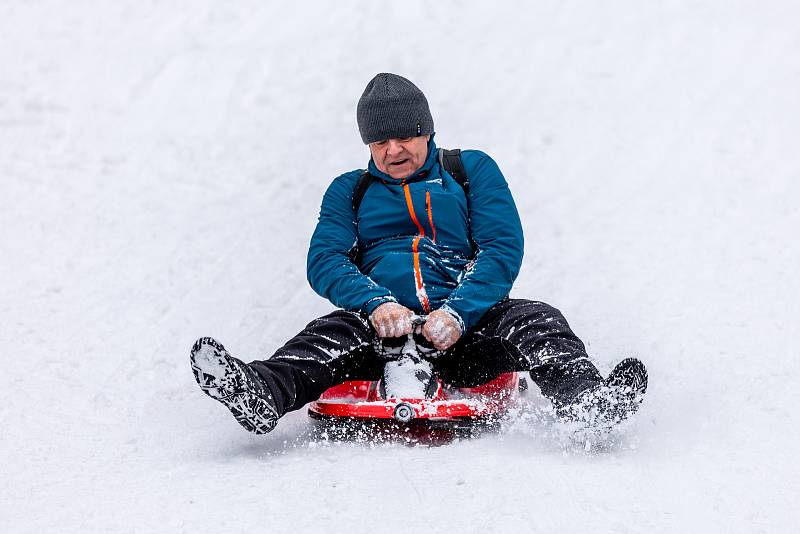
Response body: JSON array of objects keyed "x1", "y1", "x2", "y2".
[{"x1": 307, "y1": 137, "x2": 524, "y2": 330}]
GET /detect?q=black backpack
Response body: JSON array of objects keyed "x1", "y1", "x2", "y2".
[
  {"x1": 351, "y1": 148, "x2": 469, "y2": 214},
  {"x1": 348, "y1": 148, "x2": 473, "y2": 262}
]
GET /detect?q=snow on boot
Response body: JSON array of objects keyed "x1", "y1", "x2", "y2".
[
  {"x1": 190, "y1": 337, "x2": 279, "y2": 434},
  {"x1": 557, "y1": 357, "x2": 648, "y2": 431}
]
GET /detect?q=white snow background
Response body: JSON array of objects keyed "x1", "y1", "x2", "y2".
[{"x1": 2, "y1": 1, "x2": 799, "y2": 532}]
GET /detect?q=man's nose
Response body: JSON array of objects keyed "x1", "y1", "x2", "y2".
[{"x1": 385, "y1": 139, "x2": 403, "y2": 156}]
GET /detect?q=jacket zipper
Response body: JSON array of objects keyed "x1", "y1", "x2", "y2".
[{"x1": 402, "y1": 184, "x2": 430, "y2": 313}]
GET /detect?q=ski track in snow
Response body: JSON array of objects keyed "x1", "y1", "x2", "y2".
[{"x1": 2, "y1": 1, "x2": 799, "y2": 532}]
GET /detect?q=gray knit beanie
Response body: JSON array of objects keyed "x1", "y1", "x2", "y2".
[{"x1": 357, "y1": 73, "x2": 434, "y2": 145}]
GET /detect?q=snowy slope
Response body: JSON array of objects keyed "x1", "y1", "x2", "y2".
[{"x1": 2, "y1": 1, "x2": 799, "y2": 532}]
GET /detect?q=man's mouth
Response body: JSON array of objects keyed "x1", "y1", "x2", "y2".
[{"x1": 389, "y1": 158, "x2": 409, "y2": 166}]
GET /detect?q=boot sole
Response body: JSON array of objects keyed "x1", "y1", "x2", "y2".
[
  {"x1": 190, "y1": 337, "x2": 278, "y2": 435},
  {"x1": 607, "y1": 357, "x2": 648, "y2": 394}
]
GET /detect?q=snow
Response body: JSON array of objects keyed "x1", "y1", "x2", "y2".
[{"x1": 2, "y1": 1, "x2": 799, "y2": 532}]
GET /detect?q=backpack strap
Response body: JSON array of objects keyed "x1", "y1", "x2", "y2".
[
  {"x1": 440, "y1": 148, "x2": 476, "y2": 253},
  {"x1": 352, "y1": 171, "x2": 374, "y2": 214},
  {"x1": 438, "y1": 148, "x2": 469, "y2": 194}
]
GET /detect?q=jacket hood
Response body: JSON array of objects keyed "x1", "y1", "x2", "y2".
[{"x1": 366, "y1": 135, "x2": 439, "y2": 185}]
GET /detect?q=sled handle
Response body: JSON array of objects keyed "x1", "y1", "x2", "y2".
[{"x1": 410, "y1": 314, "x2": 428, "y2": 332}]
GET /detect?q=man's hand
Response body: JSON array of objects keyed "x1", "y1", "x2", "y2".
[
  {"x1": 422, "y1": 309, "x2": 462, "y2": 351},
  {"x1": 369, "y1": 302, "x2": 414, "y2": 338}
]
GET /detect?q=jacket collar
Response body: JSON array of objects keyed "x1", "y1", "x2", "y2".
[{"x1": 366, "y1": 135, "x2": 439, "y2": 185}]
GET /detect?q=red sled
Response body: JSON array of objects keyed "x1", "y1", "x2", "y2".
[{"x1": 308, "y1": 372, "x2": 521, "y2": 439}]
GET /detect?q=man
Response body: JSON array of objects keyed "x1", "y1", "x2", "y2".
[{"x1": 190, "y1": 73, "x2": 647, "y2": 435}]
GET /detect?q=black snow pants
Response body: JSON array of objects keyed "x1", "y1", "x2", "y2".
[{"x1": 249, "y1": 299, "x2": 603, "y2": 417}]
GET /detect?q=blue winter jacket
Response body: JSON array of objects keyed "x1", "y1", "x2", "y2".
[{"x1": 307, "y1": 137, "x2": 524, "y2": 330}]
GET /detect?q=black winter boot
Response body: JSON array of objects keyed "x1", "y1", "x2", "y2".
[
  {"x1": 557, "y1": 357, "x2": 648, "y2": 430},
  {"x1": 190, "y1": 337, "x2": 279, "y2": 434}
]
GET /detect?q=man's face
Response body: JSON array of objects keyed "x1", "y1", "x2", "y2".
[{"x1": 369, "y1": 135, "x2": 430, "y2": 180}]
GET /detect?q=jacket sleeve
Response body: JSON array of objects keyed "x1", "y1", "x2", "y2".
[
  {"x1": 441, "y1": 151, "x2": 524, "y2": 330},
  {"x1": 307, "y1": 172, "x2": 398, "y2": 314}
]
